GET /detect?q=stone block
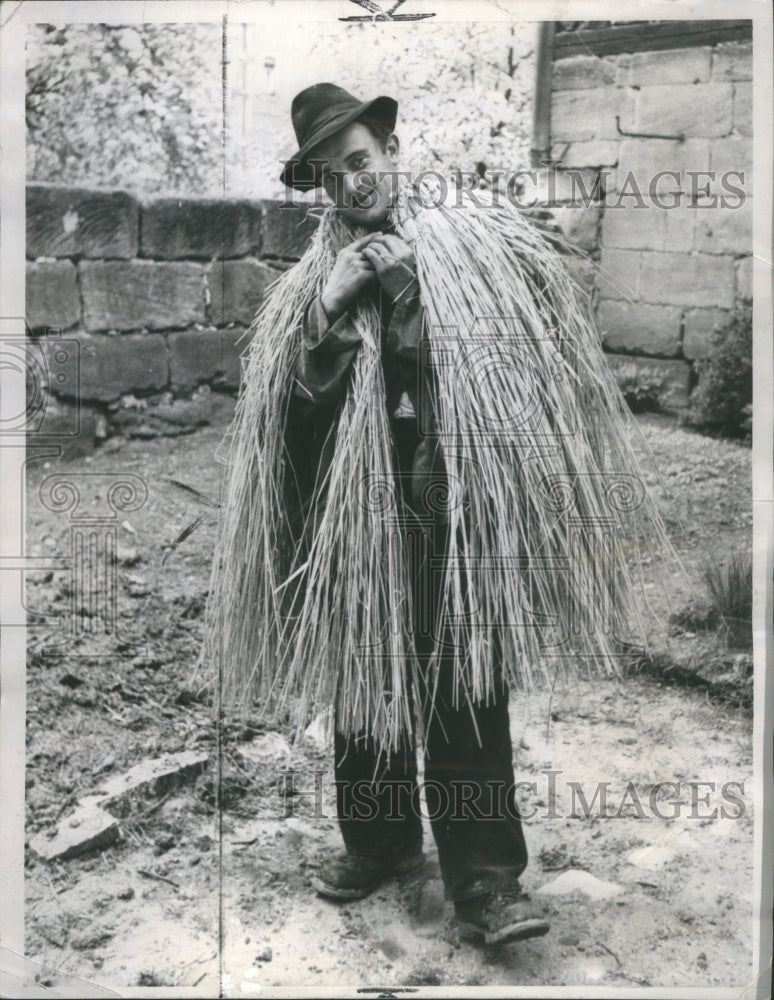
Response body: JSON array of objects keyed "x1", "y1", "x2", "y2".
[
  {"x1": 27, "y1": 184, "x2": 138, "y2": 259},
  {"x1": 168, "y1": 329, "x2": 224, "y2": 390},
  {"x1": 141, "y1": 198, "x2": 263, "y2": 259},
  {"x1": 596, "y1": 247, "x2": 640, "y2": 301},
  {"x1": 168, "y1": 327, "x2": 253, "y2": 390},
  {"x1": 96, "y1": 750, "x2": 209, "y2": 818},
  {"x1": 550, "y1": 88, "x2": 635, "y2": 143},
  {"x1": 601, "y1": 204, "x2": 696, "y2": 253},
  {"x1": 551, "y1": 140, "x2": 620, "y2": 169},
  {"x1": 597, "y1": 300, "x2": 682, "y2": 356},
  {"x1": 30, "y1": 751, "x2": 210, "y2": 859},
  {"x1": 626, "y1": 47, "x2": 711, "y2": 86},
  {"x1": 712, "y1": 41, "x2": 752, "y2": 81},
  {"x1": 80, "y1": 261, "x2": 205, "y2": 332},
  {"x1": 735, "y1": 256, "x2": 752, "y2": 300},
  {"x1": 44, "y1": 331, "x2": 168, "y2": 402},
  {"x1": 733, "y1": 82, "x2": 752, "y2": 138},
  {"x1": 261, "y1": 202, "x2": 320, "y2": 259},
  {"x1": 635, "y1": 83, "x2": 733, "y2": 139},
  {"x1": 29, "y1": 804, "x2": 119, "y2": 861},
  {"x1": 549, "y1": 204, "x2": 601, "y2": 251},
  {"x1": 639, "y1": 251, "x2": 735, "y2": 308},
  {"x1": 709, "y1": 136, "x2": 752, "y2": 185},
  {"x1": 26, "y1": 261, "x2": 80, "y2": 331},
  {"x1": 551, "y1": 55, "x2": 617, "y2": 90},
  {"x1": 682, "y1": 307, "x2": 731, "y2": 359},
  {"x1": 694, "y1": 199, "x2": 752, "y2": 255},
  {"x1": 614, "y1": 138, "x2": 711, "y2": 195},
  {"x1": 605, "y1": 353, "x2": 692, "y2": 408},
  {"x1": 208, "y1": 259, "x2": 283, "y2": 326}
]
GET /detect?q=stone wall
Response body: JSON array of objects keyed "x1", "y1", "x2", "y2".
[
  {"x1": 26, "y1": 184, "x2": 319, "y2": 397},
  {"x1": 26, "y1": 184, "x2": 320, "y2": 451},
  {"x1": 548, "y1": 37, "x2": 752, "y2": 408},
  {"x1": 27, "y1": 34, "x2": 753, "y2": 454}
]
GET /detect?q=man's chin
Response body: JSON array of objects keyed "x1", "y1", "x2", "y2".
[{"x1": 338, "y1": 203, "x2": 391, "y2": 230}]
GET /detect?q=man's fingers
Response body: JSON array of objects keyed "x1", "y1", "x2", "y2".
[
  {"x1": 348, "y1": 232, "x2": 383, "y2": 251},
  {"x1": 361, "y1": 246, "x2": 388, "y2": 273},
  {"x1": 367, "y1": 236, "x2": 415, "y2": 275},
  {"x1": 364, "y1": 247, "x2": 414, "y2": 280},
  {"x1": 369, "y1": 234, "x2": 412, "y2": 257}
]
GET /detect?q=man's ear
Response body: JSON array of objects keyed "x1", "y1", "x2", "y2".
[{"x1": 385, "y1": 133, "x2": 400, "y2": 163}]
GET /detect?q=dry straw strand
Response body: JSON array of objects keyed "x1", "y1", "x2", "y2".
[{"x1": 204, "y1": 183, "x2": 676, "y2": 754}]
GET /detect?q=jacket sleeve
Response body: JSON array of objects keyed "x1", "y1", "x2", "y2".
[{"x1": 292, "y1": 296, "x2": 362, "y2": 412}]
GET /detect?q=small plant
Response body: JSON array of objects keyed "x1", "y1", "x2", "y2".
[
  {"x1": 701, "y1": 550, "x2": 753, "y2": 648},
  {"x1": 682, "y1": 301, "x2": 752, "y2": 441},
  {"x1": 614, "y1": 362, "x2": 667, "y2": 413}
]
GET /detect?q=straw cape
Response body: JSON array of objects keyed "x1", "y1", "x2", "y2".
[{"x1": 204, "y1": 183, "x2": 673, "y2": 753}]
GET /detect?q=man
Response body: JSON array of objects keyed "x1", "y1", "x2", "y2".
[
  {"x1": 207, "y1": 82, "x2": 669, "y2": 951},
  {"x1": 279, "y1": 83, "x2": 550, "y2": 945}
]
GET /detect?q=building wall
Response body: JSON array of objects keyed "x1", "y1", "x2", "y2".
[
  {"x1": 26, "y1": 27, "x2": 753, "y2": 454},
  {"x1": 26, "y1": 184, "x2": 317, "y2": 411},
  {"x1": 548, "y1": 37, "x2": 752, "y2": 407}
]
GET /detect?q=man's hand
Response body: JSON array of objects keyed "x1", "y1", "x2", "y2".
[
  {"x1": 361, "y1": 234, "x2": 417, "y2": 303},
  {"x1": 320, "y1": 233, "x2": 381, "y2": 323}
]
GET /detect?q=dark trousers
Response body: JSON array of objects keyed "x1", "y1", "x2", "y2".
[{"x1": 333, "y1": 422, "x2": 528, "y2": 902}]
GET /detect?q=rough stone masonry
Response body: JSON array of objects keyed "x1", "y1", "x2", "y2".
[
  {"x1": 26, "y1": 33, "x2": 752, "y2": 447},
  {"x1": 548, "y1": 36, "x2": 752, "y2": 408}
]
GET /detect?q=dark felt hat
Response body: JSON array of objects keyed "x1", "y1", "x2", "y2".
[{"x1": 279, "y1": 83, "x2": 398, "y2": 191}]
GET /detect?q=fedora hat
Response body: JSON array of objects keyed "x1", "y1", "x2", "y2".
[{"x1": 280, "y1": 83, "x2": 398, "y2": 191}]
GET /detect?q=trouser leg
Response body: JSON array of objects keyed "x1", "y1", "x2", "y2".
[
  {"x1": 420, "y1": 668, "x2": 528, "y2": 901},
  {"x1": 333, "y1": 728, "x2": 422, "y2": 858},
  {"x1": 411, "y1": 472, "x2": 529, "y2": 902},
  {"x1": 328, "y1": 419, "x2": 528, "y2": 890}
]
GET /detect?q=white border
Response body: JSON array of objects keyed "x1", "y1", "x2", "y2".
[{"x1": 1, "y1": 2, "x2": 771, "y2": 998}]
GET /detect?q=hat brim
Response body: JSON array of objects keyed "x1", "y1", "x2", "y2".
[{"x1": 280, "y1": 95, "x2": 398, "y2": 191}]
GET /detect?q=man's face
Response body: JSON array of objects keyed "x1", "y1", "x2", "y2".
[{"x1": 311, "y1": 121, "x2": 400, "y2": 229}]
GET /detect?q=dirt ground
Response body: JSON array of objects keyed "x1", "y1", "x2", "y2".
[{"x1": 23, "y1": 403, "x2": 755, "y2": 994}]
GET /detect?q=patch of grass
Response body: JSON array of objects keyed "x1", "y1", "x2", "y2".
[
  {"x1": 701, "y1": 550, "x2": 753, "y2": 648},
  {"x1": 623, "y1": 641, "x2": 753, "y2": 710},
  {"x1": 669, "y1": 601, "x2": 721, "y2": 635}
]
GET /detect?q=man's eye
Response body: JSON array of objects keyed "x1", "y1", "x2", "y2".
[{"x1": 352, "y1": 156, "x2": 368, "y2": 171}]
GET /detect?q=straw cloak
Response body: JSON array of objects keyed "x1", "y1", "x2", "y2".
[{"x1": 205, "y1": 185, "x2": 672, "y2": 753}]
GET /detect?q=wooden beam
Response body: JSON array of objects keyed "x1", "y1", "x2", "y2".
[
  {"x1": 553, "y1": 19, "x2": 752, "y2": 59},
  {"x1": 531, "y1": 22, "x2": 556, "y2": 167}
]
